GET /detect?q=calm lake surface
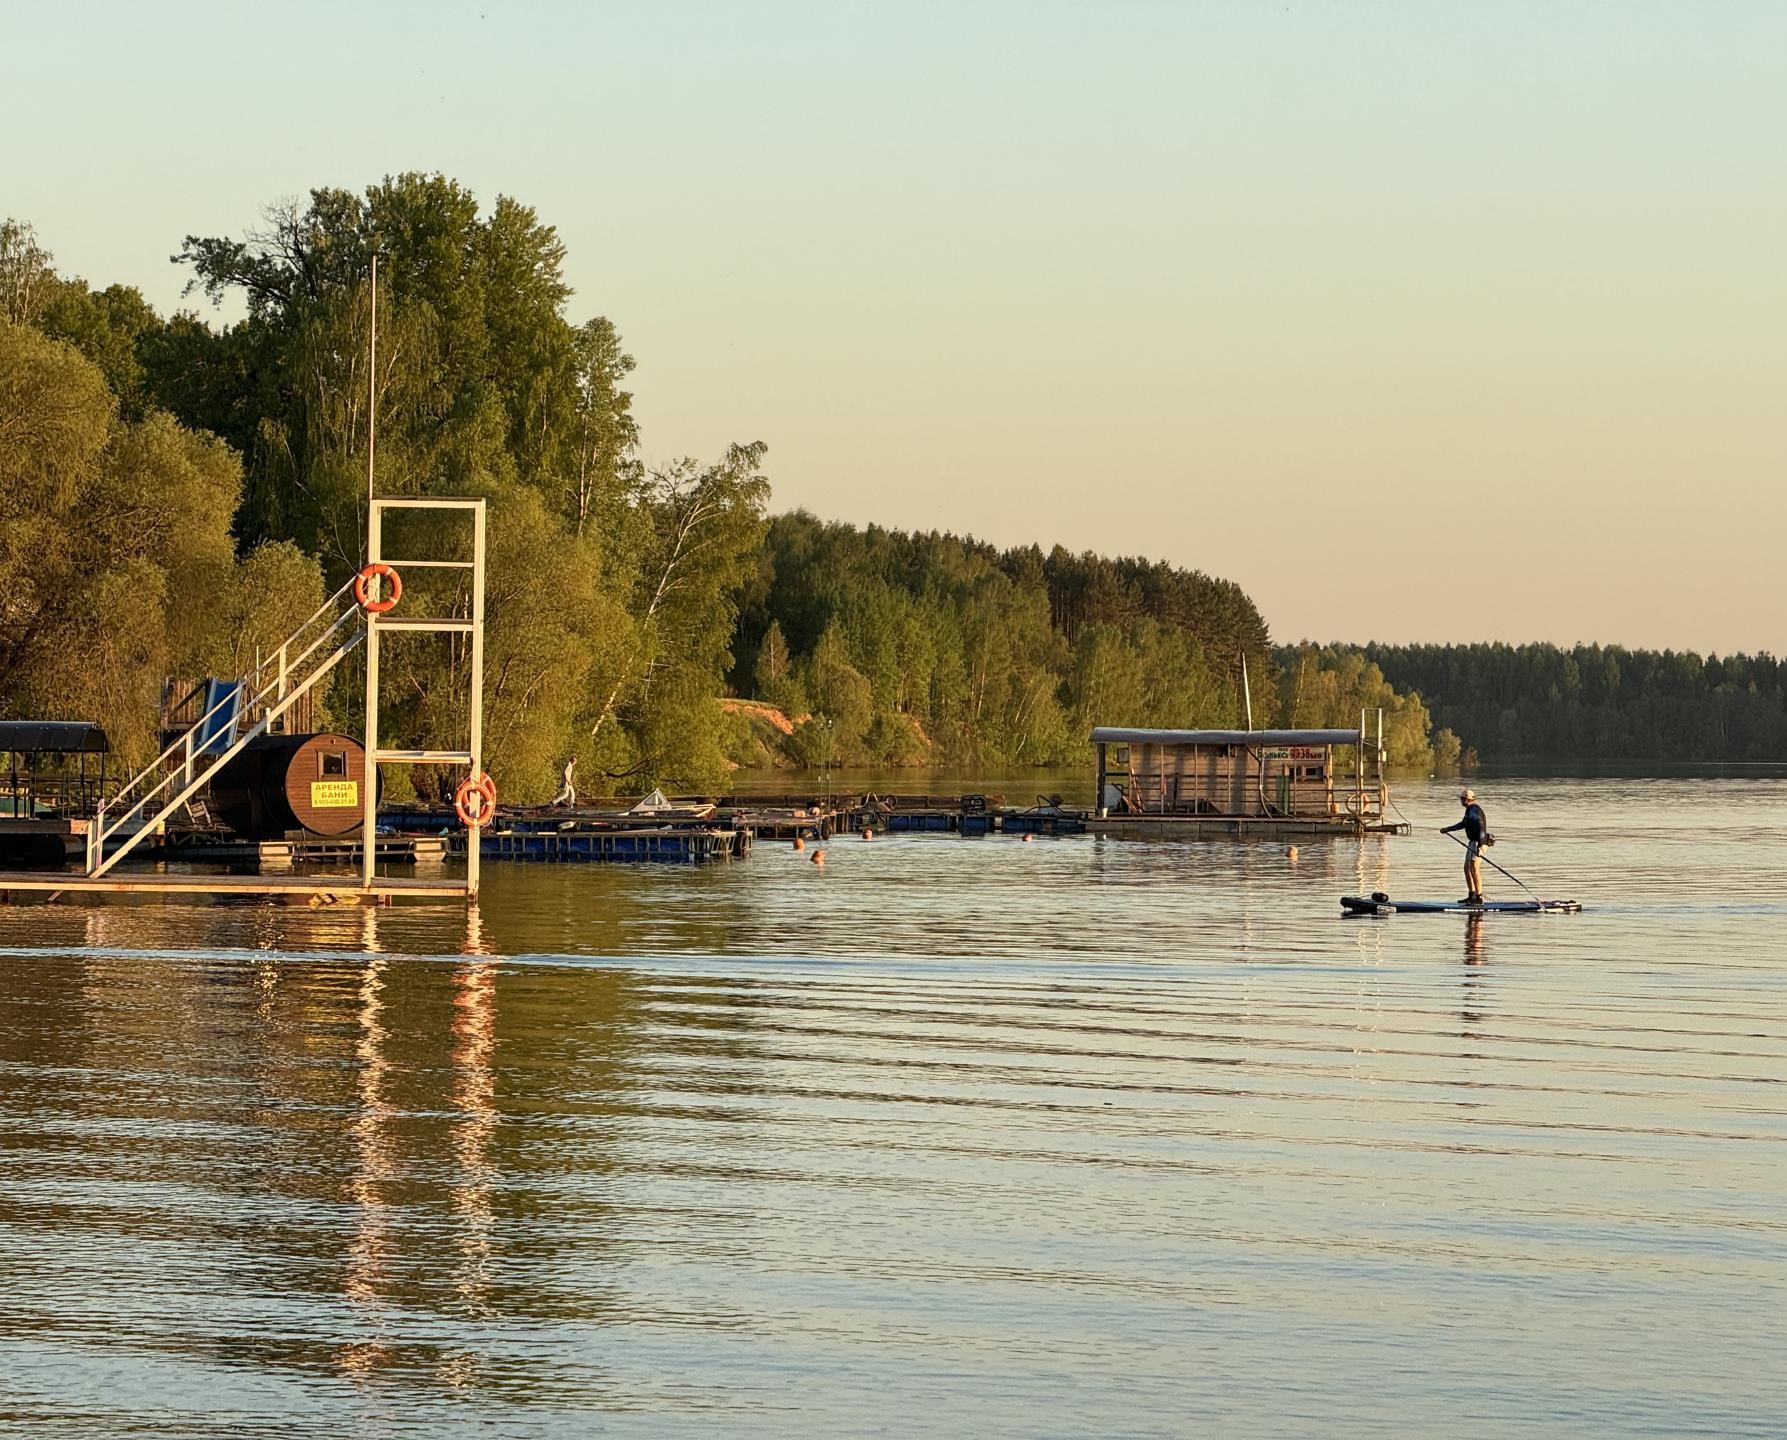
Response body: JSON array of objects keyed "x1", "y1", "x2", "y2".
[{"x1": 1, "y1": 774, "x2": 1784, "y2": 1437}]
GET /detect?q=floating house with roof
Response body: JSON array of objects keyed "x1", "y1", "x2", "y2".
[{"x1": 1088, "y1": 721, "x2": 1407, "y2": 837}]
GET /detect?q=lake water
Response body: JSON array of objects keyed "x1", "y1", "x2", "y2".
[{"x1": 1, "y1": 774, "x2": 1784, "y2": 1437}]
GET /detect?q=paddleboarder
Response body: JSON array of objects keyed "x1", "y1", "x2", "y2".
[{"x1": 1441, "y1": 788, "x2": 1490, "y2": 904}]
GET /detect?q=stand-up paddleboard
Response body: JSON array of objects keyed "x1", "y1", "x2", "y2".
[{"x1": 1341, "y1": 893, "x2": 1582, "y2": 916}]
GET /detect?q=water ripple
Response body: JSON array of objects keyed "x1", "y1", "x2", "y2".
[{"x1": 0, "y1": 775, "x2": 1784, "y2": 1436}]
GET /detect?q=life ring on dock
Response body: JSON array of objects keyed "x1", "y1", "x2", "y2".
[
  {"x1": 354, "y1": 562, "x2": 403, "y2": 614},
  {"x1": 455, "y1": 772, "x2": 497, "y2": 828}
]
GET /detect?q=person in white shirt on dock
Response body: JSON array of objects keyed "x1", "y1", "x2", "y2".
[{"x1": 552, "y1": 756, "x2": 577, "y2": 808}]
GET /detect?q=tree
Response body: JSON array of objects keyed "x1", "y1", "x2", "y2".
[
  {"x1": 584, "y1": 442, "x2": 771, "y2": 783},
  {"x1": 752, "y1": 619, "x2": 799, "y2": 711},
  {"x1": 39, "y1": 281, "x2": 161, "y2": 414},
  {"x1": 0, "y1": 321, "x2": 323, "y2": 761},
  {"x1": 0, "y1": 220, "x2": 54, "y2": 326},
  {"x1": 1066, "y1": 626, "x2": 1145, "y2": 739},
  {"x1": 798, "y1": 622, "x2": 873, "y2": 763},
  {"x1": 168, "y1": 175, "x2": 607, "y2": 575},
  {"x1": 160, "y1": 176, "x2": 773, "y2": 794},
  {"x1": 562, "y1": 317, "x2": 640, "y2": 537},
  {"x1": 1276, "y1": 644, "x2": 1439, "y2": 767}
]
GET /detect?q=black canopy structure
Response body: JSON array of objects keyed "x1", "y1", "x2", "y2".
[
  {"x1": 2, "y1": 722, "x2": 112, "y2": 828},
  {"x1": 0, "y1": 721, "x2": 112, "y2": 754}
]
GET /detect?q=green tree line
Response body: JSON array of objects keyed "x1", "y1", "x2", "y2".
[
  {"x1": 3, "y1": 183, "x2": 1449, "y2": 795},
  {"x1": 1361, "y1": 643, "x2": 1787, "y2": 762},
  {"x1": 3, "y1": 188, "x2": 767, "y2": 795},
  {"x1": 726, "y1": 516, "x2": 1450, "y2": 770},
  {"x1": 1275, "y1": 645, "x2": 1458, "y2": 769}
]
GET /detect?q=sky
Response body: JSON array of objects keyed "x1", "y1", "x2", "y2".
[{"x1": 5, "y1": 1, "x2": 1784, "y2": 654}]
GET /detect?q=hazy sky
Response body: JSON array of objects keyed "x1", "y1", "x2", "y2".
[{"x1": 6, "y1": 2, "x2": 1784, "y2": 653}]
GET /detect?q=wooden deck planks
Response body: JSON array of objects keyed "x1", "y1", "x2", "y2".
[{"x1": 0, "y1": 871, "x2": 468, "y2": 902}]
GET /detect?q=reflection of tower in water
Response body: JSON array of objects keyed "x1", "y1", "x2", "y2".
[
  {"x1": 339, "y1": 954, "x2": 396, "y2": 1378},
  {"x1": 1350, "y1": 837, "x2": 1393, "y2": 908},
  {"x1": 448, "y1": 958, "x2": 498, "y2": 1341},
  {"x1": 461, "y1": 904, "x2": 492, "y2": 958}
]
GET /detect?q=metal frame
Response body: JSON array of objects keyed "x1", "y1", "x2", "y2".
[
  {"x1": 6, "y1": 262, "x2": 491, "y2": 908},
  {"x1": 87, "y1": 588, "x2": 366, "y2": 877},
  {"x1": 361, "y1": 497, "x2": 487, "y2": 899}
]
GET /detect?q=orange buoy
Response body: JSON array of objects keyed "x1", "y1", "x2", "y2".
[
  {"x1": 792, "y1": 836, "x2": 805, "y2": 851},
  {"x1": 454, "y1": 772, "x2": 497, "y2": 828},
  {"x1": 353, "y1": 562, "x2": 403, "y2": 614},
  {"x1": 811, "y1": 849, "x2": 826, "y2": 866}
]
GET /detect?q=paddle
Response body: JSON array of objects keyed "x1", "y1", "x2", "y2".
[{"x1": 1445, "y1": 828, "x2": 1539, "y2": 900}]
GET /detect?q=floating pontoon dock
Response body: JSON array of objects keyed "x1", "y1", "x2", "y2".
[
  {"x1": 463, "y1": 826, "x2": 749, "y2": 864},
  {"x1": 0, "y1": 872, "x2": 466, "y2": 903},
  {"x1": 0, "y1": 496, "x2": 490, "y2": 907}
]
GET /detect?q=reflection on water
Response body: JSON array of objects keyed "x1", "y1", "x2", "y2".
[
  {"x1": 341, "y1": 957, "x2": 395, "y2": 1379},
  {"x1": 448, "y1": 958, "x2": 497, "y2": 1336},
  {"x1": 1459, "y1": 913, "x2": 1490, "y2": 1039},
  {"x1": 0, "y1": 776, "x2": 1785, "y2": 1437}
]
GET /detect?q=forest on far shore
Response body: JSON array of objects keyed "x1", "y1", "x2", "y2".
[
  {"x1": 1360, "y1": 643, "x2": 1787, "y2": 764},
  {"x1": 0, "y1": 182, "x2": 1446, "y2": 796},
  {"x1": 8, "y1": 181, "x2": 1774, "y2": 793}
]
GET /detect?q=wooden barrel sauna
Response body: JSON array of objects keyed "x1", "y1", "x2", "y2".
[{"x1": 208, "y1": 733, "x2": 374, "y2": 839}]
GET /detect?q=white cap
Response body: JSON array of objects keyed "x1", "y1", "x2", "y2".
[{"x1": 1459, "y1": 788, "x2": 1476, "y2": 803}]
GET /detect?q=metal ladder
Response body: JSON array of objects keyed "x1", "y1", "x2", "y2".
[{"x1": 85, "y1": 578, "x2": 368, "y2": 878}]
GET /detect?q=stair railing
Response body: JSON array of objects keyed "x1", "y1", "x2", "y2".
[{"x1": 87, "y1": 578, "x2": 365, "y2": 876}]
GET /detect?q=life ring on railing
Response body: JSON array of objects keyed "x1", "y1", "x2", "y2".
[
  {"x1": 454, "y1": 773, "x2": 497, "y2": 828},
  {"x1": 354, "y1": 562, "x2": 403, "y2": 614}
]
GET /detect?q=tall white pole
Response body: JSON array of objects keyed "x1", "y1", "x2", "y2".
[
  {"x1": 1377, "y1": 707, "x2": 1385, "y2": 789},
  {"x1": 361, "y1": 505, "x2": 381, "y2": 890},
  {"x1": 361, "y1": 255, "x2": 379, "y2": 890},
  {"x1": 367, "y1": 253, "x2": 377, "y2": 511},
  {"x1": 1359, "y1": 707, "x2": 1366, "y2": 806},
  {"x1": 467, "y1": 502, "x2": 486, "y2": 903}
]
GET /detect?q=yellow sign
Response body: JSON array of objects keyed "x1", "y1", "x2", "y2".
[{"x1": 311, "y1": 780, "x2": 359, "y2": 809}]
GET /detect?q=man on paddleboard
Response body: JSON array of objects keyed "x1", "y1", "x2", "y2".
[{"x1": 1441, "y1": 789, "x2": 1490, "y2": 904}]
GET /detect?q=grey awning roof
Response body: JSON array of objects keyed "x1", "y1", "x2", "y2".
[
  {"x1": 0, "y1": 721, "x2": 111, "y2": 753},
  {"x1": 1090, "y1": 727, "x2": 1361, "y2": 747}
]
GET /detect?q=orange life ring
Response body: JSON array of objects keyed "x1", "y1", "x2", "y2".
[
  {"x1": 454, "y1": 772, "x2": 497, "y2": 828},
  {"x1": 354, "y1": 562, "x2": 403, "y2": 614}
]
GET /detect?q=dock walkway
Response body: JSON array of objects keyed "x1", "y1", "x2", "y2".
[{"x1": 0, "y1": 871, "x2": 467, "y2": 903}]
